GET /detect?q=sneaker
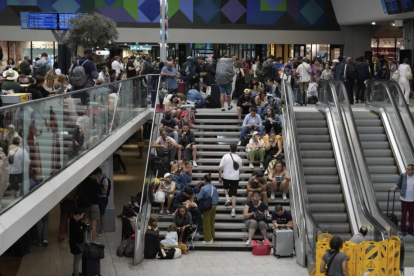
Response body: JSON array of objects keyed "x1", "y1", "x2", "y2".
[
  {"x1": 43, "y1": 240, "x2": 48, "y2": 246},
  {"x1": 221, "y1": 108, "x2": 225, "y2": 111},
  {"x1": 260, "y1": 163, "x2": 264, "y2": 169},
  {"x1": 282, "y1": 193, "x2": 287, "y2": 201},
  {"x1": 270, "y1": 193, "x2": 275, "y2": 200},
  {"x1": 270, "y1": 248, "x2": 274, "y2": 254},
  {"x1": 245, "y1": 239, "x2": 251, "y2": 245},
  {"x1": 294, "y1": 103, "x2": 299, "y2": 106},
  {"x1": 264, "y1": 169, "x2": 269, "y2": 175},
  {"x1": 237, "y1": 141, "x2": 241, "y2": 146},
  {"x1": 97, "y1": 232, "x2": 104, "y2": 237},
  {"x1": 202, "y1": 239, "x2": 214, "y2": 244},
  {"x1": 192, "y1": 161, "x2": 198, "y2": 167},
  {"x1": 237, "y1": 122, "x2": 242, "y2": 127},
  {"x1": 159, "y1": 210, "x2": 165, "y2": 216},
  {"x1": 225, "y1": 199, "x2": 231, "y2": 207},
  {"x1": 228, "y1": 105, "x2": 233, "y2": 110},
  {"x1": 231, "y1": 209, "x2": 236, "y2": 217},
  {"x1": 166, "y1": 210, "x2": 171, "y2": 215},
  {"x1": 249, "y1": 163, "x2": 254, "y2": 169}
]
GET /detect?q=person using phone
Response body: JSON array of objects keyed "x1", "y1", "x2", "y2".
[
  {"x1": 246, "y1": 171, "x2": 268, "y2": 206},
  {"x1": 69, "y1": 208, "x2": 88, "y2": 276},
  {"x1": 268, "y1": 161, "x2": 290, "y2": 201},
  {"x1": 238, "y1": 107, "x2": 263, "y2": 146},
  {"x1": 243, "y1": 192, "x2": 269, "y2": 245}
]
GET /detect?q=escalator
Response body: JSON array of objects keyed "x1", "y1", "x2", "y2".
[{"x1": 295, "y1": 111, "x2": 351, "y2": 241}]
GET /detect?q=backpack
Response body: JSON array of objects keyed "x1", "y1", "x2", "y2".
[
  {"x1": 215, "y1": 58, "x2": 234, "y2": 85},
  {"x1": 72, "y1": 125, "x2": 85, "y2": 149},
  {"x1": 70, "y1": 60, "x2": 89, "y2": 87},
  {"x1": 142, "y1": 61, "x2": 154, "y2": 75},
  {"x1": 271, "y1": 97, "x2": 281, "y2": 114},
  {"x1": 183, "y1": 58, "x2": 197, "y2": 78},
  {"x1": 347, "y1": 63, "x2": 357, "y2": 79},
  {"x1": 33, "y1": 61, "x2": 48, "y2": 77},
  {"x1": 206, "y1": 95, "x2": 220, "y2": 108},
  {"x1": 100, "y1": 177, "x2": 112, "y2": 198},
  {"x1": 255, "y1": 63, "x2": 263, "y2": 79},
  {"x1": 180, "y1": 109, "x2": 195, "y2": 127},
  {"x1": 260, "y1": 62, "x2": 273, "y2": 82}
]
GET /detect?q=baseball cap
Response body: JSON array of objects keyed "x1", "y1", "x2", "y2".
[
  {"x1": 252, "y1": 131, "x2": 260, "y2": 137},
  {"x1": 164, "y1": 173, "x2": 172, "y2": 178},
  {"x1": 84, "y1": 48, "x2": 95, "y2": 55}
]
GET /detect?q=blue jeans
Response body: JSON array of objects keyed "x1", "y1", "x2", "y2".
[
  {"x1": 173, "y1": 172, "x2": 193, "y2": 191},
  {"x1": 167, "y1": 130, "x2": 178, "y2": 142},
  {"x1": 36, "y1": 212, "x2": 50, "y2": 243},
  {"x1": 196, "y1": 100, "x2": 208, "y2": 108},
  {"x1": 257, "y1": 106, "x2": 269, "y2": 116},
  {"x1": 239, "y1": 126, "x2": 264, "y2": 140},
  {"x1": 219, "y1": 83, "x2": 232, "y2": 96}
]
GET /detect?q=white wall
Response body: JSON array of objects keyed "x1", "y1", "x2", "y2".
[
  {"x1": 343, "y1": 25, "x2": 374, "y2": 58},
  {"x1": 331, "y1": 0, "x2": 414, "y2": 25},
  {"x1": 0, "y1": 26, "x2": 345, "y2": 45}
]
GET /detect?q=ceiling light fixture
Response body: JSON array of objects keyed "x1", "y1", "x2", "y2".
[
  {"x1": 372, "y1": 22, "x2": 376, "y2": 25},
  {"x1": 392, "y1": 23, "x2": 395, "y2": 26}
]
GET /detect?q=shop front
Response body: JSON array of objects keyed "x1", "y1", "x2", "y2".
[{"x1": 371, "y1": 38, "x2": 404, "y2": 61}]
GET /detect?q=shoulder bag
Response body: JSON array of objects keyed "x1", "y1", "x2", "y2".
[
  {"x1": 230, "y1": 153, "x2": 239, "y2": 170},
  {"x1": 392, "y1": 70, "x2": 400, "y2": 82},
  {"x1": 406, "y1": 67, "x2": 413, "y2": 80},
  {"x1": 198, "y1": 185, "x2": 213, "y2": 213},
  {"x1": 325, "y1": 251, "x2": 339, "y2": 276}
]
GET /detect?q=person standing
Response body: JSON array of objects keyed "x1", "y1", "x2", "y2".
[
  {"x1": 8, "y1": 137, "x2": 30, "y2": 198},
  {"x1": 333, "y1": 56, "x2": 345, "y2": 81},
  {"x1": 373, "y1": 56, "x2": 383, "y2": 80},
  {"x1": 391, "y1": 164, "x2": 414, "y2": 236},
  {"x1": 344, "y1": 57, "x2": 357, "y2": 105},
  {"x1": 71, "y1": 48, "x2": 99, "y2": 104},
  {"x1": 126, "y1": 56, "x2": 137, "y2": 79},
  {"x1": 96, "y1": 168, "x2": 109, "y2": 237},
  {"x1": 161, "y1": 62, "x2": 180, "y2": 93},
  {"x1": 355, "y1": 56, "x2": 370, "y2": 103},
  {"x1": 296, "y1": 58, "x2": 311, "y2": 94},
  {"x1": 397, "y1": 59, "x2": 412, "y2": 105},
  {"x1": 218, "y1": 144, "x2": 242, "y2": 217},
  {"x1": 33, "y1": 53, "x2": 52, "y2": 77},
  {"x1": 111, "y1": 56, "x2": 124, "y2": 80},
  {"x1": 319, "y1": 236, "x2": 349, "y2": 276},
  {"x1": 216, "y1": 55, "x2": 235, "y2": 112},
  {"x1": 197, "y1": 174, "x2": 218, "y2": 244},
  {"x1": 69, "y1": 208, "x2": 88, "y2": 276}
]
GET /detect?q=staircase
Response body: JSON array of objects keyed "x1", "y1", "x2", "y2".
[{"x1": 153, "y1": 108, "x2": 291, "y2": 250}]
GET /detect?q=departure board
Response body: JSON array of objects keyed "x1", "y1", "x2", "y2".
[
  {"x1": 59, "y1": 13, "x2": 85, "y2": 30},
  {"x1": 385, "y1": 0, "x2": 401, "y2": 14},
  {"x1": 20, "y1": 12, "x2": 29, "y2": 29},
  {"x1": 29, "y1": 13, "x2": 58, "y2": 30},
  {"x1": 398, "y1": 0, "x2": 414, "y2": 12}
]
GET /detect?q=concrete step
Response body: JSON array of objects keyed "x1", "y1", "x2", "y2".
[
  {"x1": 194, "y1": 131, "x2": 240, "y2": 137},
  {"x1": 195, "y1": 119, "x2": 240, "y2": 124},
  {"x1": 196, "y1": 145, "x2": 246, "y2": 150},
  {"x1": 191, "y1": 165, "x2": 262, "y2": 172}
]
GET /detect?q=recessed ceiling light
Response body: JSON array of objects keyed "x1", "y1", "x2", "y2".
[
  {"x1": 372, "y1": 22, "x2": 376, "y2": 25},
  {"x1": 392, "y1": 23, "x2": 395, "y2": 26}
]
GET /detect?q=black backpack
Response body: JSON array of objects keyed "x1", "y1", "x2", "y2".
[
  {"x1": 33, "y1": 61, "x2": 48, "y2": 77},
  {"x1": 260, "y1": 63, "x2": 273, "y2": 82},
  {"x1": 347, "y1": 63, "x2": 357, "y2": 79},
  {"x1": 142, "y1": 61, "x2": 154, "y2": 74},
  {"x1": 72, "y1": 125, "x2": 85, "y2": 149},
  {"x1": 206, "y1": 95, "x2": 220, "y2": 108},
  {"x1": 101, "y1": 177, "x2": 112, "y2": 197}
]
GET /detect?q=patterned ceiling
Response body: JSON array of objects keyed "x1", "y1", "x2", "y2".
[{"x1": 0, "y1": 0, "x2": 340, "y2": 30}]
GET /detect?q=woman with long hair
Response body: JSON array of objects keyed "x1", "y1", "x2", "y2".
[
  {"x1": 320, "y1": 236, "x2": 349, "y2": 276},
  {"x1": 268, "y1": 161, "x2": 290, "y2": 201},
  {"x1": 264, "y1": 107, "x2": 281, "y2": 134},
  {"x1": 398, "y1": 58, "x2": 412, "y2": 105},
  {"x1": 44, "y1": 70, "x2": 56, "y2": 92},
  {"x1": 246, "y1": 131, "x2": 265, "y2": 169},
  {"x1": 264, "y1": 131, "x2": 283, "y2": 172},
  {"x1": 312, "y1": 61, "x2": 321, "y2": 82},
  {"x1": 255, "y1": 89, "x2": 269, "y2": 117},
  {"x1": 197, "y1": 173, "x2": 218, "y2": 244},
  {"x1": 7, "y1": 58, "x2": 15, "y2": 68},
  {"x1": 165, "y1": 94, "x2": 182, "y2": 119},
  {"x1": 53, "y1": 74, "x2": 67, "y2": 94}
]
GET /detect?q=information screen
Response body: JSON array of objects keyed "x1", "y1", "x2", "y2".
[
  {"x1": 398, "y1": 0, "x2": 414, "y2": 12},
  {"x1": 381, "y1": 0, "x2": 389, "y2": 14},
  {"x1": 59, "y1": 13, "x2": 84, "y2": 30},
  {"x1": 29, "y1": 13, "x2": 58, "y2": 30},
  {"x1": 385, "y1": 0, "x2": 401, "y2": 14},
  {"x1": 20, "y1": 12, "x2": 29, "y2": 29}
]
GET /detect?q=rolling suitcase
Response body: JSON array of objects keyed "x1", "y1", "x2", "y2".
[
  {"x1": 210, "y1": 84, "x2": 221, "y2": 106},
  {"x1": 387, "y1": 190, "x2": 398, "y2": 226},
  {"x1": 252, "y1": 240, "x2": 271, "y2": 255},
  {"x1": 294, "y1": 88, "x2": 307, "y2": 106},
  {"x1": 144, "y1": 230, "x2": 160, "y2": 259},
  {"x1": 273, "y1": 228, "x2": 294, "y2": 258},
  {"x1": 82, "y1": 231, "x2": 102, "y2": 276},
  {"x1": 178, "y1": 82, "x2": 186, "y2": 94}
]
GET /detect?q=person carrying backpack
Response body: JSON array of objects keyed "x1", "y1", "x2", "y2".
[
  {"x1": 33, "y1": 53, "x2": 52, "y2": 77},
  {"x1": 182, "y1": 57, "x2": 198, "y2": 93},
  {"x1": 70, "y1": 48, "x2": 99, "y2": 104},
  {"x1": 344, "y1": 57, "x2": 358, "y2": 105},
  {"x1": 96, "y1": 167, "x2": 111, "y2": 237},
  {"x1": 259, "y1": 56, "x2": 274, "y2": 83}
]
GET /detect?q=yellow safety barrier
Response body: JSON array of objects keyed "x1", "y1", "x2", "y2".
[{"x1": 311, "y1": 237, "x2": 401, "y2": 276}]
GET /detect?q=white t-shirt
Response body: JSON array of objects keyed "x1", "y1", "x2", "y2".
[
  {"x1": 398, "y1": 64, "x2": 411, "y2": 78},
  {"x1": 219, "y1": 153, "x2": 242, "y2": 180},
  {"x1": 401, "y1": 174, "x2": 414, "y2": 202},
  {"x1": 8, "y1": 147, "x2": 30, "y2": 174},
  {"x1": 111, "y1": 60, "x2": 123, "y2": 75},
  {"x1": 99, "y1": 177, "x2": 109, "y2": 198}
]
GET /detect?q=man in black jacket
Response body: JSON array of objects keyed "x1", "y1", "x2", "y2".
[
  {"x1": 237, "y1": 89, "x2": 256, "y2": 126},
  {"x1": 344, "y1": 57, "x2": 358, "y2": 105},
  {"x1": 69, "y1": 208, "x2": 88, "y2": 276},
  {"x1": 355, "y1": 56, "x2": 370, "y2": 103},
  {"x1": 172, "y1": 186, "x2": 203, "y2": 234},
  {"x1": 333, "y1": 56, "x2": 346, "y2": 80},
  {"x1": 178, "y1": 123, "x2": 197, "y2": 166}
]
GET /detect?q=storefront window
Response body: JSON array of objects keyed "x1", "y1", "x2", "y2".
[
  {"x1": 31, "y1": 41, "x2": 56, "y2": 66},
  {"x1": 317, "y1": 44, "x2": 329, "y2": 63}
]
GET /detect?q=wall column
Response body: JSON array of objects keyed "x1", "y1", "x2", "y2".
[
  {"x1": 99, "y1": 156, "x2": 115, "y2": 232},
  {"x1": 343, "y1": 25, "x2": 373, "y2": 59}
]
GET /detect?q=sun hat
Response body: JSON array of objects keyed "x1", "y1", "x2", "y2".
[{"x1": 2, "y1": 68, "x2": 18, "y2": 80}]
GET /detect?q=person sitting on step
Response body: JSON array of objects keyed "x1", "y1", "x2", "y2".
[
  {"x1": 172, "y1": 153, "x2": 192, "y2": 191},
  {"x1": 244, "y1": 192, "x2": 269, "y2": 245},
  {"x1": 158, "y1": 173, "x2": 176, "y2": 216},
  {"x1": 238, "y1": 107, "x2": 263, "y2": 146},
  {"x1": 173, "y1": 205, "x2": 192, "y2": 244},
  {"x1": 172, "y1": 186, "x2": 203, "y2": 235},
  {"x1": 187, "y1": 83, "x2": 208, "y2": 108},
  {"x1": 159, "y1": 113, "x2": 179, "y2": 142},
  {"x1": 247, "y1": 171, "x2": 268, "y2": 206},
  {"x1": 177, "y1": 123, "x2": 198, "y2": 167},
  {"x1": 237, "y1": 89, "x2": 256, "y2": 126},
  {"x1": 264, "y1": 131, "x2": 283, "y2": 171},
  {"x1": 150, "y1": 130, "x2": 179, "y2": 162},
  {"x1": 246, "y1": 131, "x2": 265, "y2": 169},
  {"x1": 268, "y1": 161, "x2": 290, "y2": 201}
]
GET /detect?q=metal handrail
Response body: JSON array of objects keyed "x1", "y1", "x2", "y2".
[
  {"x1": 318, "y1": 80, "x2": 388, "y2": 242},
  {"x1": 281, "y1": 80, "x2": 322, "y2": 267}
]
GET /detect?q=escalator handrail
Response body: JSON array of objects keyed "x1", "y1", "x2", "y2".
[
  {"x1": 318, "y1": 79, "x2": 388, "y2": 242},
  {"x1": 281, "y1": 80, "x2": 322, "y2": 256},
  {"x1": 366, "y1": 79, "x2": 414, "y2": 165}
]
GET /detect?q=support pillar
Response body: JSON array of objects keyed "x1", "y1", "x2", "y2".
[
  {"x1": 99, "y1": 156, "x2": 115, "y2": 232},
  {"x1": 343, "y1": 25, "x2": 373, "y2": 59}
]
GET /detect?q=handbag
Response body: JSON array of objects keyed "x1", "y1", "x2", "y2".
[
  {"x1": 229, "y1": 153, "x2": 239, "y2": 170},
  {"x1": 406, "y1": 67, "x2": 413, "y2": 80},
  {"x1": 80, "y1": 243, "x2": 105, "y2": 259},
  {"x1": 392, "y1": 70, "x2": 400, "y2": 82},
  {"x1": 252, "y1": 212, "x2": 267, "y2": 223},
  {"x1": 154, "y1": 190, "x2": 165, "y2": 203},
  {"x1": 198, "y1": 185, "x2": 213, "y2": 213}
]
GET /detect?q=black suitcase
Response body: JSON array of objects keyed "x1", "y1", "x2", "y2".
[
  {"x1": 154, "y1": 156, "x2": 170, "y2": 176},
  {"x1": 144, "y1": 230, "x2": 160, "y2": 259},
  {"x1": 11, "y1": 231, "x2": 30, "y2": 257},
  {"x1": 82, "y1": 232, "x2": 102, "y2": 276},
  {"x1": 210, "y1": 84, "x2": 221, "y2": 106},
  {"x1": 387, "y1": 190, "x2": 398, "y2": 226},
  {"x1": 294, "y1": 88, "x2": 307, "y2": 106}
]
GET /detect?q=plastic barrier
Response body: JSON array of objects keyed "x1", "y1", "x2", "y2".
[{"x1": 311, "y1": 237, "x2": 401, "y2": 276}]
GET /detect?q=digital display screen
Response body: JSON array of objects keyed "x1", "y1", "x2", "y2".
[
  {"x1": 29, "y1": 13, "x2": 58, "y2": 30},
  {"x1": 20, "y1": 12, "x2": 29, "y2": 29},
  {"x1": 59, "y1": 13, "x2": 84, "y2": 30},
  {"x1": 381, "y1": 0, "x2": 389, "y2": 14},
  {"x1": 398, "y1": 0, "x2": 414, "y2": 12},
  {"x1": 385, "y1": 0, "x2": 401, "y2": 14}
]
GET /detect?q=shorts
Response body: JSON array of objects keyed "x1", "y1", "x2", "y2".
[
  {"x1": 219, "y1": 83, "x2": 232, "y2": 96},
  {"x1": 98, "y1": 197, "x2": 108, "y2": 216},
  {"x1": 241, "y1": 106, "x2": 250, "y2": 114},
  {"x1": 223, "y1": 179, "x2": 239, "y2": 197},
  {"x1": 245, "y1": 219, "x2": 267, "y2": 230},
  {"x1": 84, "y1": 204, "x2": 100, "y2": 221},
  {"x1": 10, "y1": 173, "x2": 23, "y2": 191}
]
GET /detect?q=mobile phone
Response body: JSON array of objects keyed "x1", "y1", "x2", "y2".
[{"x1": 276, "y1": 176, "x2": 282, "y2": 182}]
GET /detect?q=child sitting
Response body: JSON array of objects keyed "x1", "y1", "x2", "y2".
[{"x1": 160, "y1": 223, "x2": 179, "y2": 247}]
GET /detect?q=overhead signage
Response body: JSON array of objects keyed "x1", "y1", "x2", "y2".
[
  {"x1": 20, "y1": 12, "x2": 84, "y2": 30},
  {"x1": 398, "y1": 0, "x2": 414, "y2": 12},
  {"x1": 96, "y1": 50, "x2": 110, "y2": 55},
  {"x1": 384, "y1": 0, "x2": 401, "y2": 14},
  {"x1": 130, "y1": 45, "x2": 152, "y2": 51}
]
